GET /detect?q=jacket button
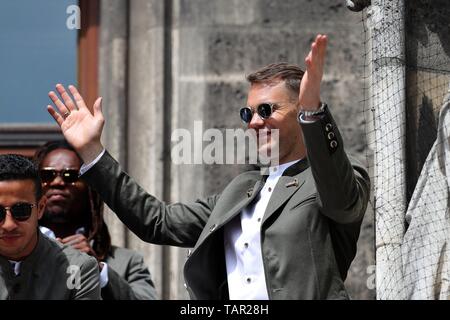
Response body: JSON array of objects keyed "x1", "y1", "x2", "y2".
[
  {"x1": 209, "y1": 224, "x2": 216, "y2": 232},
  {"x1": 330, "y1": 140, "x2": 338, "y2": 148},
  {"x1": 325, "y1": 123, "x2": 333, "y2": 132},
  {"x1": 327, "y1": 132, "x2": 335, "y2": 140}
]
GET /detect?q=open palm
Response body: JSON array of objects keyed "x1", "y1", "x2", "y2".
[
  {"x1": 47, "y1": 84, "x2": 104, "y2": 163},
  {"x1": 298, "y1": 34, "x2": 328, "y2": 110}
]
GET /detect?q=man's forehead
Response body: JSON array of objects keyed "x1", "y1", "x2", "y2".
[
  {"x1": 41, "y1": 149, "x2": 80, "y2": 169},
  {"x1": 0, "y1": 179, "x2": 36, "y2": 201}
]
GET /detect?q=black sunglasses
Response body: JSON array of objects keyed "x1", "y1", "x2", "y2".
[
  {"x1": 239, "y1": 103, "x2": 274, "y2": 123},
  {"x1": 40, "y1": 168, "x2": 79, "y2": 184},
  {"x1": 0, "y1": 203, "x2": 36, "y2": 222}
]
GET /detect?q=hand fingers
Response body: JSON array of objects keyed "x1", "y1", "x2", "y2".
[
  {"x1": 61, "y1": 234, "x2": 85, "y2": 244},
  {"x1": 317, "y1": 35, "x2": 328, "y2": 58},
  {"x1": 47, "y1": 105, "x2": 64, "y2": 127},
  {"x1": 72, "y1": 242, "x2": 90, "y2": 252},
  {"x1": 92, "y1": 97, "x2": 103, "y2": 119},
  {"x1": 60, "y1": 234, "x2": 78, "y2": 243},
  {"x1": 308, "y1": 34, "x2": 327, "y2": 68},
  {"x1": 55, "y1": 84, "x2": 77, "y2": 112},
  {"x1": 68, "y1": 85, "x2": 88, "y2": 111},
  {"x1": 48, "y1": 91, "x2": 71, "y2": 116}
]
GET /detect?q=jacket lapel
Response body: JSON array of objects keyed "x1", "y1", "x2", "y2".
[
  {"x1": 216, "y1": 179, "x2": 266, "y2": 228},
  {"x1": 262, "y1": 175, "x2": 305, "y2": 224},
  {"x1": 262, "y1": 158, "x2": 310, "y2": 224}
]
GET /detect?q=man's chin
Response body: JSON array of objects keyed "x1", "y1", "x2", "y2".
[
  {"x1": 258, "y1": 145, "x2": 279, "y2": 167},
  {"x1": 41, "y1": 209, "x2": 69, "y2": 224}
]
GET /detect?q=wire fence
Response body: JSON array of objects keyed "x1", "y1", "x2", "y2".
[{"x1": 363, "y1": 0, "x2": 450, "y2": 299}]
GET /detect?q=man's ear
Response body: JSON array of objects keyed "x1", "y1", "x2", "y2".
[{"x1": 37, "y1": 196, "x2": 47, "y2": 220}]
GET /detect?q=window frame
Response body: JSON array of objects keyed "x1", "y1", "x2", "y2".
[{"x1": 0, "y1": 0, "x2": 99, "y2": 157}]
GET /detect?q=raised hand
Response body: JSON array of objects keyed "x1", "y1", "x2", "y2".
[
  {"x1": 47, "y1": 84, "x2": 104, "y2": 163},
  {"x1": 298, "y1": 34, "x2": 328, "y2": 110}
]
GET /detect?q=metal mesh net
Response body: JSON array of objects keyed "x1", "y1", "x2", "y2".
[{"x1": 362, "y1": 0, "x2": 450, "y2": 299}]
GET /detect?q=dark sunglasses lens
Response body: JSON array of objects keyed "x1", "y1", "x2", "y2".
[
  {"x1": 257, "y1": 103, "x2": 272, "y2": 119},
  {"x1": 40, "y1": 170, "x2": 56, "y2": 183},
  {"x1": 240, "y1": 107, "x2": 253, "y2": 123},
  {"x1": 62, "y1": 170, "x2": 79, "y2": 183},
  {"x1": 11, "y1": 203, "x2": 33, "y2": 221}
]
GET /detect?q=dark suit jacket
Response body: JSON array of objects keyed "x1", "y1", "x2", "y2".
[
  {"x1": 0, "y1": 232, "x2": 100, "y2": 300},
  {"x1": 82, "y1": 107, "x2": 370, "y2": 299},
  {"x1": 102, "y1": 246, "x2": 158, "y2": 300}
]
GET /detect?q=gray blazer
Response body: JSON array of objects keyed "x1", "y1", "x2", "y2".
[
  {"x1": 0, "y1": 232, "x2": 100, "y2": 300},
  {"x1": 82, "y1": 107, "x2": 370, "y2": 299},
  {"x1": 102, "y1": 246, "x2": 158, "y2": 300}
]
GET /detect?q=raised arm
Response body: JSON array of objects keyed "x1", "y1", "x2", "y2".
[{"x1": 298, "y1": 34, "x2": 370, "y2": 224}]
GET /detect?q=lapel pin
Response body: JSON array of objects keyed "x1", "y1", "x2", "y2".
[
  {"x1": 247, "y1": 188, "x2": 253, "y2": 197},
  {"x1": 285, "y1": 178, "x2": 299, "y2": 188}
]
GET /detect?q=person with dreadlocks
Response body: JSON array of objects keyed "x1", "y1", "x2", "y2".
[{"x1": 34, "y1": 140, "x2": 158, "y2": 300}]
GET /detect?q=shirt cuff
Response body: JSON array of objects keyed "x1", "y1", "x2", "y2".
[
  {"x1": 99, "y1": 262, "x2": 109, "y2": 288},
  {"x1": 79, "y1": 148, "x2": 106, "y2": 176}
]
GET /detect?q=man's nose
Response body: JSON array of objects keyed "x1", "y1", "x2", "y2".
[
  {"x1": 1, "y1": 211, "x2": 19, "y2": 232},
  {"x1": 248, "y1": 112, "x2": 265, "y2": 129},
  {"x1": 49, "y1": 174, "x2": 65, "y2": 186}
]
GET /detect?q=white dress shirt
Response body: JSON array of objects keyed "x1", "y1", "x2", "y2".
[
  {"x1": 79, "y1": 148, "x2": 106, "y2": 175},
  {"x1": 224, "y1": 159, "x2": 301, "y2": 300}
]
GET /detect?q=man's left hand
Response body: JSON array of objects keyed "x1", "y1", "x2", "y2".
[{"x1": 298, "y1": 34, "x2": 328, "y2": 110}]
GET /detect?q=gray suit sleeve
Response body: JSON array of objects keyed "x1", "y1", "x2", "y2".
[
  {"x1": 81, "y1": 151, "x2": 219, "y2": 247},
  {"x1": 73, "y1": 255, "x2": 101, "y2": 300},
  {"x1": 300, "y1": 106, "x2": 370, "y2": 224},
  {"x1": 102, "y1": 253, "x2": 157, "y2": 300}
]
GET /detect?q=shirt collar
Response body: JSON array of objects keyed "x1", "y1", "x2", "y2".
[
  {"x1": 8, "y1": 260, "x2": 21, "y2": 276},
  {"x1": 268, "y1": 158, "x2": 303, "y2": 178}
]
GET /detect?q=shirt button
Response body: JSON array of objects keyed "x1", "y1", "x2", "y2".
[
  {"x1": 325, "y1": 123, "x2": 333, "y2": 132},
  {"x1": 330, "y1": 140, "x2": 338, "y2": 148},
  {"x1": 244, "y1": 243, "x2": 249, "y2": 249},
  {"x1": 246, "y1": 277, "x2": 251, "y2": 283},
  {"x1": 268, "y1": 187, "x2": 272, "y2": 192},
  {"x1": 327, "y1": 132, "x2": 335, "y2": 140},
  {"x1": 257, "y1": 218, "x2": 261, "y2": 222}
]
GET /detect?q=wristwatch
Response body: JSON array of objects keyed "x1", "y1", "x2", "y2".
[{"x1": 298, "y1": 102, "x2": 327, "y2": 121}]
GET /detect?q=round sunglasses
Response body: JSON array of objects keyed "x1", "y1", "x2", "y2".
[
  {"x1": 40, "y1": 168, "x2": 79, "y2": 184},
  {"x1": 0, "y1": 203, "x2": 36, "y2": 222},
  {"x1": 239, "y1": 103, "x2": 275, "y2": 123}
]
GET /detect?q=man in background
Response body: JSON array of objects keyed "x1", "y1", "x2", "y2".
[
  {"x1": 0, "y1": 154, "x2": 100, "y2": 299},
  {"x1": 35, "y1": 140, "x2": 158, "y2": 300}
]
